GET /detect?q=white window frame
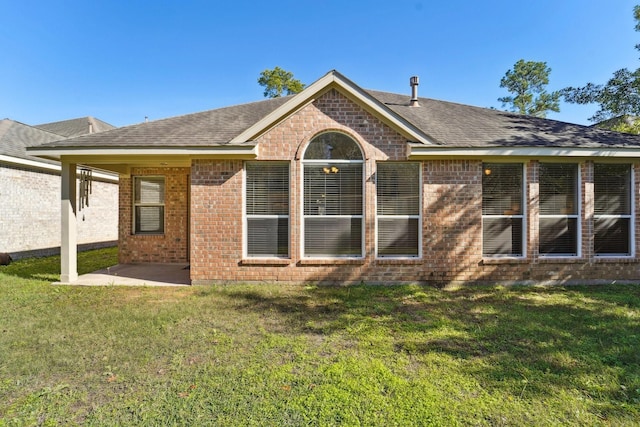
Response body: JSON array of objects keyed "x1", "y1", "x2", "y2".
[
  {"x1": 133, "y1": 176, "x2": 165, "y2": 235},
  {"x1": 301, "y1": 132, "x2": 365, "y2": 259},
  {"x1": 243, "y1": 161, "x2": 290, "y2": 259},
  {"x1": 538, "y1": 162, "x2": 582, "y2": 258},
  {"x1": 593, "y1": 163, "x2": 635, "y2": 258},
  {"x1": 375, "y1": 162, "x2": 422, "y2": 259},
  {"x1": 481, "y1": 162, "x2": 527, "y2": 258}
]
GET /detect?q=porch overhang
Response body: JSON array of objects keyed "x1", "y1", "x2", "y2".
[{"x1": 28, "y1": 145, "x2": 257, "y2": 174}]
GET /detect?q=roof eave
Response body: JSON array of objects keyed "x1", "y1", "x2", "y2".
[
  {"x1": 409, "y1": 144, "x2": 640, "y2": 158},
  {"x1": 0, "y1": 154, "x2": 117, "y2": 182},
  {"x1": 27, "y1": 144, "x2": 258, "y2": 161}
]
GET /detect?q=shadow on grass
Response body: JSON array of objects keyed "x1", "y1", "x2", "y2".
[
  {"x1": 210, "y1": 284, "x2": 640, "y2": 414},
  {"x1": 0, "y1": 247, "x2": 118, "y2": 282}
]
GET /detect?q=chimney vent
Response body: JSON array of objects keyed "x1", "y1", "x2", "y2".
[{"x1": 409, "y1": 76, "x2": 420, "y2": 107}]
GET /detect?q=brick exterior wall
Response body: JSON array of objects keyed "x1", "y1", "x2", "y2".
[
  {"x1": 190, "y1": 160, "x2": 243, "y2": 279},
  {"x1": 0, "y1": 163, "x2": 118, "y2": 259},
  {"x1": 118, "y1": 167, "x2": 189, "y2": 264},
  {"x1": 118, "y1": 89, "x2": 640, "y2": 284}
]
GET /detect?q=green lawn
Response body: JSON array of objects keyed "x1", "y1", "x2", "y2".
[{"x1": 1, "y1": 248, "x2": 639, "y2": 426}]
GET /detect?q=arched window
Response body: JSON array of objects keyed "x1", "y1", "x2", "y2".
[{"x1": 302, "y1": 132, "x2": 364, "y2": 257}]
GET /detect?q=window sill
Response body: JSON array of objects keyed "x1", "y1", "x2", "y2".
[
  {"x1": 538, "y1": 256, "x2": 582, "y2": 263},
  {"x1": 481, "y1": 257, "x2": 527, "y2": 265},
  {"x1": 131, "y1": 233, "x2": 165, "y2": 238},
  {"x1": 240, "y1": 258, "x2": 291, "y2": 266},
  {"x1": 594, "y1": 256, "x2": 636, "y2": 263},
  {"x1": 298, "y1": 258, "x2": 365, "y2": 266},
  {"x1": 376, "y1": 258, "x2": 422, "y2": 265}
]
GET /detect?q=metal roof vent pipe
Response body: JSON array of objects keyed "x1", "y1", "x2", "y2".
[{"x1": 409, "y1": 76, "x2": 420, "y2": 107}]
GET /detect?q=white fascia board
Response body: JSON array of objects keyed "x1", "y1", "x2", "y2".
[
  {"x1": 0, "y1": 154, "x2": 118, "y2": 182},
  {"x1": 230, "y1": 71, "x2": 435, "y2": 145},
  {"x1": 27, "y1": 145, "x2": 257, "y2": 158},
  {"x1": 0, "y1": 154, "x2": 61, "y2": 172},
  {"x1": 409, "y1": 145, "x2": 640, "y2": 158}
]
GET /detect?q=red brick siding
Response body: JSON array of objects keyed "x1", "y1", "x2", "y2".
[
  {"x1": 119, "y1": 167, "x2": 189, "y2": 264},
  {"x1": 134, "y1": 89, "x2": 640, "y2": 284},
  {"x1": 422, "y1": 160, "x2": 483, "y2": 283},
  {"x1": 189, "y1": 160, "x2": 244, "y2": 281}
]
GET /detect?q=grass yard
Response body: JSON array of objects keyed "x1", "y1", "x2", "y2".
[{"x1": 1, "y1": 248, "x2": 639, "y2": 426}]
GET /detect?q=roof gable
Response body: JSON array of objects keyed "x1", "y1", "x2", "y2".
[
  {"x1": 230, "y1": 70, "x2": 437, "y2": 145},
  {"x1": 34, "y1": 117, "x2": 115, "y2": 138}
]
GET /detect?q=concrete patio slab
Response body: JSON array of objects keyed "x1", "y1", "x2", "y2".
[{"x1": 56, "y1": 263, "x2": 191, "y2": 286}]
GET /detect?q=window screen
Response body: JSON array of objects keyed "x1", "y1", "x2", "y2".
[
  {"x1": 377, "y1": 162, "x2": 421, "y2": 257},
  {"x1": 594, "y1": 163, "x2": 632, "y2": 256},
  {"x1": 539, "y1": 163, "x2": 579, "y2": 256},
  {"x1": 482, "y1": 163, "x2": 524, "y2": 256},
  {"x1": 245, "y1": 162, "x2": 289, "y2": 257},
  {"x1": 134, "y1": 177, "x2": 165, "y2": 234}
]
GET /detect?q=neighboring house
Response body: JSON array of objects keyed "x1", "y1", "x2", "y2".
[
  {"x1": 34, "y1": 116, "x2": 115, "y2": 138},
  {"x1": 29, "y1": 71, "x2": 640, "y2": 284},
  {"x1": 1, "y1": 117, "x2": 118, "y2": 259}
]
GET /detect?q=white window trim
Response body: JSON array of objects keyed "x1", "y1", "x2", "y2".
[
  {"x1": 132, "y1": 176, "x2": 165, "y2": 235},
  {"x1": 375, "y1": 162, "x2": 422, "y2": 259},
  {"x1": 539, "y1": 163, "x2": 582, "y2": 258},
  {"x1": 481, "y1": 163, "x2": 527, "y2": 259},
  {"x1": 300, "y1": 157, "x2": 365, "y2": 260},
  {"x1": 243, "y1": 162, "x2": 290, "y2": 259}
]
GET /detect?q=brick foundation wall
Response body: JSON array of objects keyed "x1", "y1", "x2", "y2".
[
  {"x1": 118, "y1": 167, "x2": 189, "y2": 264},
  {"x1": 0, "y1": 163, "x2": 118, "y2": 259}
]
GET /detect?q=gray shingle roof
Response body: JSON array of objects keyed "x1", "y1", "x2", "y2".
[
  {"x1": 369, "y1": 90, "x2": 640, "y2": 148},
  {"x1": 0, "y1": 119, "x2": 62, "y2": 164},
  {"x1": 29, "y1": 76, "x2": 640, "y2": 151},
  {"x1": 34, "y1": 116, "x2": 115, "y2": 138},
  {"x1": 36, "y1": 97, "x2": 292, "y2": 148}
]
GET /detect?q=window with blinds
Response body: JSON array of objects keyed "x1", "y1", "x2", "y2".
[
  {"x1": 539, "y1": 163, "x2": 579, "y2": 256},
  {"x1": 133, "y1": 176, "x2": 165, "y2": 234},
  {"x1": 482, "y1": 163, "x2": 524, "y2": 257},
  {"x1": 594, "y1": 163, "x2": 632, "y2": 256},
  {"x1": 303, "y1": 132, "x2": 364, "y2": 257},
  {"x1": 376, "y1": 162, "x2": 421, "y2": 257},
  {"x1": 245, "y1": 162, "x2": 289, "y2": 257}
]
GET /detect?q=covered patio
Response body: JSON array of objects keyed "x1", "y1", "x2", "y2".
[{"x1": 55, "y1": 263, "x2": 190, "y2": 286}]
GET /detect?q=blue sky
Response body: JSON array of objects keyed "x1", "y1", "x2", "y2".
[{"x1": 1, "y1": 0, "x2": 638, "y2": 127}]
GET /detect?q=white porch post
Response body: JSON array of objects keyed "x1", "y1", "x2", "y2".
[{"x1": 61, "y1": 161, "x2": 78, "y2": 283}]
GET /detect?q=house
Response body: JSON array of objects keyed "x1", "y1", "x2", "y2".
[
  {"x1": 29, "y1": 70, "x2": 640, "y2": 285},
  {"x1": 1, "y1": 117, "x2": 118, "y2": 259}
]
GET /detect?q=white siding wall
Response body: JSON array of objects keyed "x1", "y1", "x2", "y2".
[{"x1": 0, "y1": 164, "x2": 118, "y2": 258}]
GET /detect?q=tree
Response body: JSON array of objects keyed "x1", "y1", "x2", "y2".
[
  {"x1": 562, "y1": 68, "x2": 640, "y2": 122},
  {"x1": 257, "y1": 67, "x2": 305, "y2": 98},
  {"x1": 498, "y1": 59, "x2": 561, "y2": 118},
  {"x1": 563, "y1": 5, "x2": 640, "y2": 124}
]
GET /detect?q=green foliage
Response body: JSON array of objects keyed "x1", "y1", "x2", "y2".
[
  {"x1": 1, "y1": 252, "x2": 639, "y2": 425},
  {"x1": 593, "y1": 114, "x2": 640, "y2": 134},
  {"x1": 257, "y1": 66, "x2": 305, "y2": 98},
  {"x1": 562, "y1": 68, "x2": 640, "y2": 122},
  {"x1": 498, "y1": 59, "x2": 561, "y2": 118},
  {"x1": 564, "y1": 5, "x2": 640, "y2": 122}
]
